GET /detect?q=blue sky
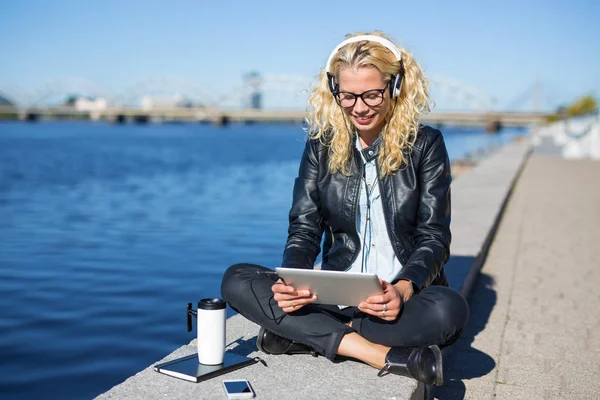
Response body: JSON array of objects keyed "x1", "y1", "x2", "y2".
[{"x1": 1, "y1": 0, "x2": 598, "y2": 111}]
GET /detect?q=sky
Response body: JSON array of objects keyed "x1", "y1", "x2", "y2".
[{"x1": 1, "y1": 0, "x2": 598, "y2": 111}]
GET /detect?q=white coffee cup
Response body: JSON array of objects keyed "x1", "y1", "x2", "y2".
[{"x1": 196, "y1": 298, "x2": 226, "y2": 365}]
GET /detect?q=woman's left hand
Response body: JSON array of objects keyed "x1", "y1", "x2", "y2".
[{"x1": 358, "y1": 279, "x2": 414, "y2": 321}]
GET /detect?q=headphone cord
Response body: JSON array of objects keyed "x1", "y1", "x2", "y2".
[
  {"x1": 338, "y1": 103, "x2": 384, "y2": 275},
  {"x1": 249, "y1": 271, "x2": 286, "y2": 325},
  {"x1": 337, "y1": 84, "x2": 395, "y2": 275},
  {"x1": 360, "y1": 173, "x2": 378, "y2": 273}
]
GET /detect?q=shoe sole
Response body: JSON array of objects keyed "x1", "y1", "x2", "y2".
[{"x1": 430, "y1": 345, "x2": 443, "y2": 386}]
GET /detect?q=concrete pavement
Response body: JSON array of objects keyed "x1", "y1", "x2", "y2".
[{"x1": 432, "y1": 154, "x2": 600, "y2": 399}]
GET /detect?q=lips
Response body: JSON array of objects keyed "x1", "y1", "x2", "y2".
[{"x1": 354, "y1": 115, "x2": 374, "y2": 125}]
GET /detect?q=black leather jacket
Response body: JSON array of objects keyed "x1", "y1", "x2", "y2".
[{"x1": 282, "y1": 125, "x2": 451, "y2": 291}]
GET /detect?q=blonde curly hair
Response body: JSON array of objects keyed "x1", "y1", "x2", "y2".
[{"x1": 305, "y1": 31, "x2": 433, "y2": 176}]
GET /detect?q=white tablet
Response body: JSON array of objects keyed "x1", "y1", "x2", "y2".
[{"x1": 274, "y1": 268, "x2": 383, "y2": 306}]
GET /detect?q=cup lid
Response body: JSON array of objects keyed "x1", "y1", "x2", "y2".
[{"x1": 198, "y1": 298, "x2": 226, "y2": 310}]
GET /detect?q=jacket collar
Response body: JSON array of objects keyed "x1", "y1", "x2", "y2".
[{"x1": 355, "y1": 134, "x2": 382, "y2": 163}]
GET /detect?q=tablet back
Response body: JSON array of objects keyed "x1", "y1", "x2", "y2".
[{"x1": 275, "y1": 268, "x2": 382, "y2": 306}]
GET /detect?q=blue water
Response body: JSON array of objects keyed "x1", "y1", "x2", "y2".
[{"x1": 0, "y1": 121, "x2": 526, "y2": 399}]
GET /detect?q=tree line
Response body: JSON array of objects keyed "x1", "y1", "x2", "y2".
[{"x1": 547, "y1": 95, "x2": 598, "y2": 122}]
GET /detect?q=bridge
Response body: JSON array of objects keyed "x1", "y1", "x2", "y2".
[
  {"x1": 0, "y1": 73, "x2": 548, "y2": 129},
  {"x1": 0, "y1": 105, "x2": 546, "y2": 128}
]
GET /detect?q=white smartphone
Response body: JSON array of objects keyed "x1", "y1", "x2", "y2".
[{"x1": 222, "y1": 379, "x2": 255, "y2": 399}]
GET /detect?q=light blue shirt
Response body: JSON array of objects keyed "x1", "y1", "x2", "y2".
[{"x1": 347, "y1": 135, "x2": 404, "y2": 283}]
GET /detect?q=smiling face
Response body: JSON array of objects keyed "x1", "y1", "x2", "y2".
[{"x1": 336, "y1": 66, "x2": 392, "y2": 139}]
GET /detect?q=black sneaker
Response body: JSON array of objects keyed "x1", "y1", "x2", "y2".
[{"x1": 256, "y1": 327, "x2": 318, "y2": 357}]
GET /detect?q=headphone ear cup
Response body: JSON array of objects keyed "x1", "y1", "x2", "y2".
[
  {"x1": 393, "y1": 60, "x2": 405, "y2": 98},
  {"x1": 391, "y1": 74, "x2": 402, "y2": 98},
  {"x1": 327, "y1": 72, "x2": 337, "y2": 94}
]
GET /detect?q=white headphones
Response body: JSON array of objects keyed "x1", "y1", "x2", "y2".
[{"x1": 325, "y1": 35, "x2": 404, "y2": 98}]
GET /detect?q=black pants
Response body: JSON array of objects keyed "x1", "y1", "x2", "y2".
[{"x1": 221, "y1": 263, "x2": 470, "y2": 361}]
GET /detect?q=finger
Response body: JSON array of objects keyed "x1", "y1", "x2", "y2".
[
  {"x1": 358, "y1": 300, "x2": 400, "y2": 314},
  {"x1": 295, "y1": 289, "x2": 312, "y2": 297},
  {"x1": 273, "y1": 281, "x2": 295, "y2": 292},
  {"x1": 271, "y1": 282, "x2": 298, "y2": 295},
  {"x1": 358, "y1": 301, "x2": 376, "y2": 311},
  {"x1": 279, "y1": 295, "x2": 317, "y2": 312},
  {"x1": 282, "y1": 304, "x2": 305, "y2": 313},
  {"x1": 277, "y1": 294, "x2": 316, "y2": 306},
  {"x1": 273, "y1": 294, "x2": 312, "y2": 304},
  {"x1": 273, "y1": 290, "x2": 314, "y2": 302},
  {"x1": 272, "y1": 283, "x2": 311, "y2": 297},
  {"x1": 369, "y1": 284, "x2": 400, "y2": 304},
  {"x1": 358, "y1": 306, "x2": 398, "y2": 320},
  {"x1": 365, "y1": 292, "x2": 390, "y2": 304},
  {"x1": 359, "y1": 299, "x2": 390, "y2": 311}
]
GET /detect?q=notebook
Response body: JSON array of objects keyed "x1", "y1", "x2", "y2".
[{"x1": 153, "y1": 351, "x2": 260, "y2": 383}]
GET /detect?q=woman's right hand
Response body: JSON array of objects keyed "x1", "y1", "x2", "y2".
[{"x1": 271, "y1": 279, "x2": 317, "y2": 313}]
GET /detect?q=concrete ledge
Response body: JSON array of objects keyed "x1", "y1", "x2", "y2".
[
  {"x1": 97, "y1": 138, "x2": 532, "y2": 400},
  {"x1": 96, "y1": 315, "x2": 424, "y2": 400},
  {"x1": 447, "y1": 138, "x2": 531, "y2": 297}
]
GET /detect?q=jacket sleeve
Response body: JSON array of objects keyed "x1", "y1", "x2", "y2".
[
  {"x1": 281, "y1": 140, "x2": 323, "y2": 269},
  {"x1": 393, "y1": 131, "x2": 452, "y2": 291}
]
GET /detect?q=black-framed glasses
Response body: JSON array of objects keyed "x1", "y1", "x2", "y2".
[{"x1": 333, "y1": 82, "x2": 389, "y2": 108}]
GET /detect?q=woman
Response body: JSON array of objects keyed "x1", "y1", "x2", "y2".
[{"x1": 221, "y1": 31, "x2": 469, "y2": 386}]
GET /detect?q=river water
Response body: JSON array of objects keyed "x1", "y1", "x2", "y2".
[{"x1": 0, "y1": 121, "x2": 525, "y2": 399}]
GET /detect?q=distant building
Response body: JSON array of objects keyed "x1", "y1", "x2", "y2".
[
  {"x1": 244, "y1": 72, "x2": 263, "y2": 110},
  {"x1": 250, "y1": 92, "x2": 262, "y2": 110},
  {"x1": 74, "y1": 97, "x2": 108, "y2": 111},
  {"x1": 74, "y1": 97, "x2": 108, "y2": 121},
  {"x1": 140, "y1": 95, "x2": 188, "y2": 110}
]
